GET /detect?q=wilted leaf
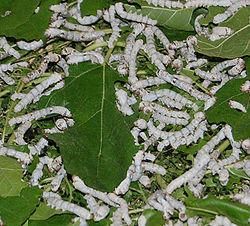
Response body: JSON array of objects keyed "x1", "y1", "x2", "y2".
[
  {"x1": 206, "y1": 57, "x2": 250, "y2": 140},
  {"x1": 125, "y1": 3, "x2": 194, "y2": 31},
  {"x1": 0, "y1": 156, "x2": 27, "y2": 197},
  {"x1": 186, "y1": 196, "x2": 250, "y2": 226},
  {"x1": 29, "y1": 203, "x2": 62, "y2": 221},
  {"x1": 29, "y1": 214, "x2": 74, "y2": 226},
  {"x1": 0, "y1": 187, "x2": 41, "y2": 226},
  {"x1": 196, "y1": 7, "x2": 250, "y2": 58},
  {"x1": 0, "y1": 0, "x2": 60, "y2": 40},
  {"x1": 39, "y1": 62, "x2": 137, "y2": 192}
]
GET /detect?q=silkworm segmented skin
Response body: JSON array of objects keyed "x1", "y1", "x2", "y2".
[
  {"x1": 0, "y1": 37, "x2": 20, "y2": 59},
  {"x1": 43, "y1": 191, "x2": 91, "y2": 219},
  {"x1": 17, "y1": 40, "x2": 43, "y2": 51},
  {"x1": 185, "y1": 0, "x2": 233, "y2": 8},
  {"x1": 14, "y1": 73, "x2": 63, "y2": 112},
  {"x1": 9, "y1": 106, "x2": 72, "y2": 126},
  {"x1": 229, "y1": 100, "x2": 247, "y2": 113},
  {"x1": 114, "y1": 3, "x2": 157, "y2": 25}
]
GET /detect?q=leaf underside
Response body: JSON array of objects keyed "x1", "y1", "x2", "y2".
[
  {"x1": 206, "y1": 57, "x2": 250, "y2": 140},
  {"x1": 196, "y1": 7, "x2": 250, "y2": 58},
  {"x1": 39, "y1": 62, "x2": 137, "y2": 192}
]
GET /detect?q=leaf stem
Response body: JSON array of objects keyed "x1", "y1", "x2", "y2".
[{"x1": 0, "y1": 89, "x2": 11, "y2": 98}]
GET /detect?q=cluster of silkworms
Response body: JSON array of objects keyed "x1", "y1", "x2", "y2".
[{"x1": 0, "y1": 1, "x2": 249, "y2": 226}]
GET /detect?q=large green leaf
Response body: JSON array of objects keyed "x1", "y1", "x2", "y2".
[
  {"x1": 81, "y1": 0, "x2": 110, "y2": 16},
  {"x1": 206, "y1": 57, "x2": 250, "y2": 140},
  {"x1": 196, "y1": 7, "x2": 250, "y2": 58},
  {"x1": 29, "y1": 214, "x2": 75, "y2": 226},
  {"x1": 186, "y1": 196, "x2": 250, "y2": 226},
  {"x1": 29, "y1": 203, "x2": 62, "y2": 221},
  {"x1": 0, "y1": 187, "x2": 41, "y2": 226},
  {"x1": 39, "y1": 62, "x2": 137, "y2": 192},
  {"x1": 0, "y1": 156, "x2": 27, "y2": 197},
  {"x1": 0, "y1": 0, "x2": 59, "y2": 40},
  {"x1": 125, "y1": 3, "x2": 194, "y2": 31}
]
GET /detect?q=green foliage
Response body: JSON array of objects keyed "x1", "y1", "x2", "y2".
[
  {"x1": 29, "y1": 214, "x2": 75, "y2": 226},
  {"x1": 125, "y1": 3, "x2": 194, "y2": 31},
  {"x1": 0, "y1": 0, "x2": 60, "y2": 40},
  {"x1": 39, "y1": 62, "x2": 137, "y2": 192},
  {"x1": 206, "y1": 57, "x2": 250, "y2": 140},
  {"x1": 0, "y1": 156, "x2": 27, "y2": 197},
  {"x1": 29, "y1": 203, "x2": 62, "y2": 221},
  {"x1": 0, "y1": 187, "x2": 41, "y2": 226},
  {"x1": 88, "y1": 219, "x2": 112, "y2": 226},
  {"x1": 186, "y1": 196, "x2": 250, "y2": 226},
  {"x1": 196, "y1": 7, "x2": 250, "y2": 58},
  {"x1": 142, "y1": 209, "x2": 165, "y2": 226},
  {"x1": 81, "y1": 0, "x2": 110, "y2": 15}
]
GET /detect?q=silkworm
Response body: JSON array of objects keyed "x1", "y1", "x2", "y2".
[
  {"x1": 9, "y1": 106, "x2": 72, "y2": 126},
  {"x1": 229, "y1": 100, "x2": 247, "y2": 113},
  {"x1": 233, "y1": 189, "x2": 250, "y2": 205},
  {"x1": 17, "y1": 40, "x2": 43, "y2": 51},
  {"x1": 67, "y1": 51, "x2": 104, "y2": 65},
  {"x1": 209, "y1": 27, "x2": 233, "y2": 41},
  {"x1": 185, "y1": 0, "x2": 233, "y2": 8},
  {"x1": 0, "y1": 37, "x2": 20, "y2": 59},
  {"x1": 45, "y1": 28, "x2": 104, "y2": 42},
  {"x1": 228, "y1": 58, "x2": 245, "y2": 76},
  {"x1": 0, "y1": 146, "x2": 31, "y2": 166},
  {"x1": 130, "y1": 77, "x2": 165, "y2": 91},
  {"x1": 213, "y1": 0, "x2": 250, "y2": 24},
  {"x1": 186, "y1": 58, "x2": 208, "y2": 69},
  {"x1": 145, "y1": 0, "x2": 184, "y2": 8},
  {"x1": 14, "y1": 121, "x2": 32, "y2": 145},
  {"x1": 28, "y1": 137, "x2": 49, "y2": 156},
  {"x1": 43, "y1": 191, "x2": 91, "y2": 219},
  {"x1": 158, "y1": 70, "x2": 210, "y2": 101},
  {"x1": 242, "y1": 139, "x2": 250, "y2": 154},
  {"x1": 14, "y1": 73, "x2": 63, "y2": 112},
  {"x1": 114, "y1": 3, "x2": 157, "y2": 25},
  {"x1": 241, "y1": 80, "x2": 250, "y2": 93},
  {"x1": 115, "y1": 88, "x2": 137, "y2": 116},
  {"x1": 194, "y1": 14, "x2": 209, "y2": 36},
  {"x1": 195, "y1": 68, "x2": 225, "y2": 81},
  {"x1": 84, "y1": 195, "x2": 110, "y2": 221},
  {"x1": 72, "y1": 176, "x2": 118, "y2": 207},
  {"x1": 211, "y1": 58, "x2": 241, "y2": 74},
  {"x1": 209, "y1": 216, "x2": 237, "y2": 226},
  {"x1": 30, "y1": 156, "x2": 53, "y2": 186},
  {"x1": 51, "y1": 166, "x2": 66, "y2": 191}
]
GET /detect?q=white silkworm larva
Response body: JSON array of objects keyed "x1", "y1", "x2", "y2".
[
  {"x1": 51, "y1": 166, "x2": 66, "y2": 191},
  {"x1": 14, "y1": 73, "x2": 63, "y2": 112},
  {"x1": 195, "y1": 68, "x2": 224, "y2": 82},
  {"x1": 185, "y1": 0, "x2": 233, "y2": 8},
  {"x1": 17, "y1": 40, "x2": 43, "y2": 51},
  {"x1": 45, "y1": 28, "x2": 104, "y2": 42},
  {"x1": 229, "y1": 100, "x2": 247, "y2": 113},
  {"x1": 84, "y1": 194, "x2": 110, "y2": 221},
  {"x1": 158, "y1": 70, "x2": 210, "y2": 101},
  {"x1": 209, "y1": 216, "x2": 237, "y2": 226},
  {"x1": 72, "y1": 176, "x2": 118, "y2": 207},
  {"x1": 186, "y1": 59, "x2": 208, "y2": 69},
  {"x1": 14, "y1": 121, "x2": 32, "y2": 145},
  {"x1": 232, "y1": 189, "x2": 250, "y2": 206},
  {"x1": 130, "y1": 77, "x2": 165, "y2": 91},
  {"x1": 241, "y1": 139, "x2": 250, "y2": 154},
  {"x1": 128, "y1": 39, "x2": 144, "y2": 84},
  {"x1": 30, "y1": 156, "x2": 52, "y2": 186},
  {"x1": 228, "y1": 58, "x2": 245, "y2": 76},
  {"x1": 114, "y1": 3, "x2": 157, "y2": 25},
  {"x1": 9, "y1": 106, "x2": 72, "y2": 126},
  {"x1": 0, "y1": 37, "x2": 20, "y2": 59},
  {"x1": 211, "y1": 58, "x2": 241, "y2": 74},
  {"x1": 0, "y1": 146, "x2": 31, "y2": 166},
  {"x1": 241, "y1": 80, "x2": 250, "y2": 93},
  {"x1": 164, "y1": 127, "x2": 226, "y2": 193},
  {"x1": 67, "y1": 51, "x2": 104, "y2": 65},
  {"x1": 43, "y1": 192, "x2": 91, "y2": 219},
  {"x1": 28, "y1": 137, "x2": 49, "y2": 156},
  {"x1": 209, "y1": 27, "x2": 233, "y2": 41},
  {"x1": 0, "y1": 71, "x2": 15, "y2": 85},
  {"x1": 141, "y1": 162, "x2": 166, "y2": 175},
  {"x1": 115, "y1": 88, "x2": 137, "y2": 116},
  {"x1": 213, "y1": 1, "x2": 250, "y2": 24}
]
